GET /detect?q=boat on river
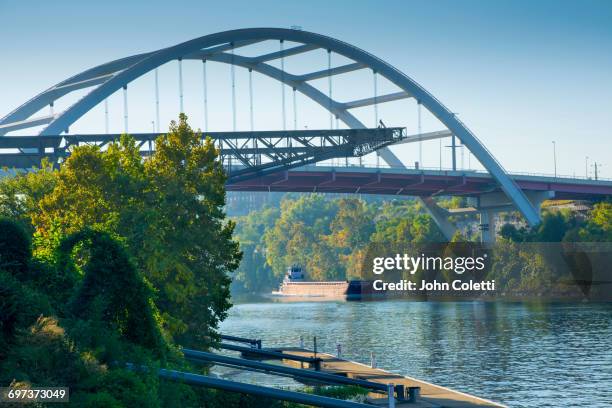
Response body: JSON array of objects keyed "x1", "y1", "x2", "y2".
[{"x1": 271, "y1": 265, "x2": 383, "y2": 299}]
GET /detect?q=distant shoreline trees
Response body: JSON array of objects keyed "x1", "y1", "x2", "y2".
[
  {"x1": 231, "y1": 196, "x2": 446, "y2": 293},
  {"x1": 231, "y1": 196, "x2": 611, "y2": 296}
]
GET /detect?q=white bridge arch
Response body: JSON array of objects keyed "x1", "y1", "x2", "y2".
[{"x1": 0, "y1": 28, "x2": 541, "y2": 226}]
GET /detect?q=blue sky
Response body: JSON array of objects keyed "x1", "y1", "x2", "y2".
[{"x1": 1, "y1": 0, "x2": 611, "y2": 177}]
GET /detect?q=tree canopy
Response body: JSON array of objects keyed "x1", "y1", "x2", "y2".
[{"x1": 0, "y1": 114, "x2": 240, "y2": 347}]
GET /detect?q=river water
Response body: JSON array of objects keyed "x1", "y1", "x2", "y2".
[{"x1": 217, "y1": 299, "x2": 612, "y2": 407}]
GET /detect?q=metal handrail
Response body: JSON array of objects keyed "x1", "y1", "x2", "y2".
[
  {"x1": 218, "y1": 343, "x2": 322, "y2": 370},
  {"x1": 303, "y1": 163, "x2": 612, "y2": 182},
  {"x1": 221, "y1": 334, "x2": 262, "y2": 349},
  {"x1": 158, "y1": 368, "x2": 373, "y2": 408},
  {"x1": 183, "y1": 348, "x2": 389, "y2": 393}
]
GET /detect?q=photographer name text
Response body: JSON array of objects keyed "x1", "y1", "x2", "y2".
[{"x1": 373, "y1": 279, "x2": 495, "y2": 291}]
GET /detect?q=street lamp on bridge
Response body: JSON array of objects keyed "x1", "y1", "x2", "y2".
[
  {"x1": 552, "y1": 141, "x2": 557, "y2": 179},
  {"x1": 585, "y1": 156, "x2": 589, "y2": 179}
]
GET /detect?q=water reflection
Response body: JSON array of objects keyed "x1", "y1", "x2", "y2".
[{"x1": 218, "y1": 300, "x2": 612, "y2": 407}]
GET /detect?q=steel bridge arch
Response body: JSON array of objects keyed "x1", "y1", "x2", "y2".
[{"x1": 0, "y1": 27, "x2": 541, "y2": 226}]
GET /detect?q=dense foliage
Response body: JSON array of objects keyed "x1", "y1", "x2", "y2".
[
  {"x1": 0, "y1": 115, "x2": 245, "y2": 406},
  {"x1": 499, "y1": 203, "x2": 611, "y2": 243},
  {"x1": 62, "y1": 229, "x2": 164, "y2": 353},
  {"x1": 1, "y1": 114, "x2": 240, "y2": 347},
  {"x1": 0, "y1": 219, "x2": 166, "y2": 406},
  {"x1": 490, "y1": 202, "x2": 612, "y2": 297}
]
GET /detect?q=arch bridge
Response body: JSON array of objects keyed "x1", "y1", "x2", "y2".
[{"x1": 3, "y1": 28, "x2": 608, "y2": 241}]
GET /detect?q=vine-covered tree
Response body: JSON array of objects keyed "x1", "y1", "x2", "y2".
[{"x1": 60, "y1": 229, "x2": 164, "y2": 353}]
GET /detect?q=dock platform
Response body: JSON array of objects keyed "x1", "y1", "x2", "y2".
[{"x1": 276, "y1": 348, "x2": 505, "y2": 408}]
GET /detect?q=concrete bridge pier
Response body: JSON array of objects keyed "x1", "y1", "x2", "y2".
[
  {"x1": 419, "y1": 197, "x2": 458, "y2": 240},
  {"x1": 477, "y1": 190, "x2": 555, "y2": 243},
  {"x1": 478, "y1": 209, "x2": 496, "y2": 244}
]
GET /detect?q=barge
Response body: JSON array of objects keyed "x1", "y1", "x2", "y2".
[{"x1": 272, "y1": 265, "x2": 383, "y2": 300}]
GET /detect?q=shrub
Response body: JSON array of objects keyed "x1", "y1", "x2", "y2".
[
  {"x1": 70, "y1": 391, "x2": 123, "y2": 408},
  {"x1": 0, "y1": 271, "x2": 51, "y2": 359},
  {"x1": 0, "y1": 218, "x2": 31, "y2": 277},
  {"x1": 60, "y1": 229, "x2": 165, "y2": 355}
]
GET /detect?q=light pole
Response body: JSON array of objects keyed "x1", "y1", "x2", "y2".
[
  {"x1": 149, "y1": 121, "x2": 155, "y2": 156},
  {"x1": 591, "y1": 162, "x2": 602, "y2": 181},
  {"x1": 552, "y1": 141, "x2": 557, "y2": 178},
  {"x1": 439, "y1": 138, "x2": 442, "y2": 170},
  {"x1": 585, "y1": 156, "x2": 589, "y2": 179}
]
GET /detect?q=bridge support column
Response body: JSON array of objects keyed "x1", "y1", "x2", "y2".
[
  {"x1": 418, "y1": 197, "x2": 458, "y2": 241},
  {"x1": 380, "y1": 146, "x2": 461, "y2": 241},
  {"x1": 479, "y1": 210, "x2": 496, "y2": 244},
  {"x1": 477, "y1": 190, "x2": 555, "y2": 243}
]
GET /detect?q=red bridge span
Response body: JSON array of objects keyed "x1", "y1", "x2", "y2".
[{"x1": 227, "y1": 166, "x2": 612, "y2": 201}]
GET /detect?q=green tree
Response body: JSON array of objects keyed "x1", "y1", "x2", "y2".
[
  {"x1": 578, "y1": 201, "x2": 611, "y2": 241},
  {"x1": 32, "y1": 135, "x2": 149, "y2": 262},
  {"x1": 329, "y1": 198, "x2": 374, "y2": 250},
  {"x1": 371, "y1": 200, "x2": 444, "y2": 244},
  {"x1": 0, "y1": 160, "x2": 56, "y2": 233},
  {"x1": 232, "y1": 206, "x2": 279, "y2": 294},
  {"x1": 264, "y1": 195, "x2": 340, "y2": 280},
  {"x1": 535, "y1": 211, "x2": 574, "y2": 242},
  {"x1": 499, "y1": 223, "x2": 529, "y2": 242},
  {"x1": 143, "y1": 114, "x2": 241, "y2": 346}
]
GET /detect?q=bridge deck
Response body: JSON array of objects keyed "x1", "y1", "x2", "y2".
[
  {"x1": 278, "y1": 348, "x2": 505, "y2": 407},
  {"x1": 226, "y1": 165, "x2": 612, "y2": 200},
  {"x1": 2, "y1": 160, "x2": 611, "y2": 200}
]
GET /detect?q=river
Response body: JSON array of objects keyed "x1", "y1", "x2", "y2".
[{"x1": 217, "y1": 299, "x2": 611, "y2": 407}]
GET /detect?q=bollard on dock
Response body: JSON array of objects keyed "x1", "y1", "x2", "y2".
[
  {"x1": 408, "y1": 386, "x2": 420, "y2": 403},
  {"x1": 395, "y1": 384, "x2": 405, "y2": 401},
  {"x1": 387, "y1": 383, "x2": 395, "y2": 408}
]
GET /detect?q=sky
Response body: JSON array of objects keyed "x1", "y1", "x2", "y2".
[{"x1": 1, "y1": 0, "x2": 611, "y2": 178}]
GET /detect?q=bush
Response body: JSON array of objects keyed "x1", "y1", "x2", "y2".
[
  {"x1": 60, "y1": 229, "x2": 165, "y2": 355},
  {"x1": 0, "y1": 316, "x2": 102, "y2": 387},
  {"x1": 97, "y1": 369, "x2": 160, "y2": 408},
  {"x1": 0, "y1": 271, "x2": 51, "y2": 359},
  {"x1": 0, "y1": 218, "x2": 31, "y2": 277},
  {"x1": 70, "y1": 391, "x2": 123, "y2": 408}
]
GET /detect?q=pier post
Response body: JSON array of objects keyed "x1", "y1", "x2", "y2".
[
  {"x1": 370, "y1": 352, "x2": 377, "y2": 369},
  {"x1": 395, "y1": 384, "x2": 405, "y2": 401},
  {"x1": 387, "y1": 383, "x2": 395, "y2": 408},
  {"x1": 408, "y1": 386, "x2": 420, "y2": 403}
]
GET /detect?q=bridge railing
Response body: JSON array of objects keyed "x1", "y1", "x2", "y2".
[{"x1": 304, "y1": 162, "x2": 612, "y2": 182}]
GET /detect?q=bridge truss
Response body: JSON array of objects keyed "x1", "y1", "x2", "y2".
[{"x1": 0, "y1": 128, "x2": 406, "y2": 183}]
